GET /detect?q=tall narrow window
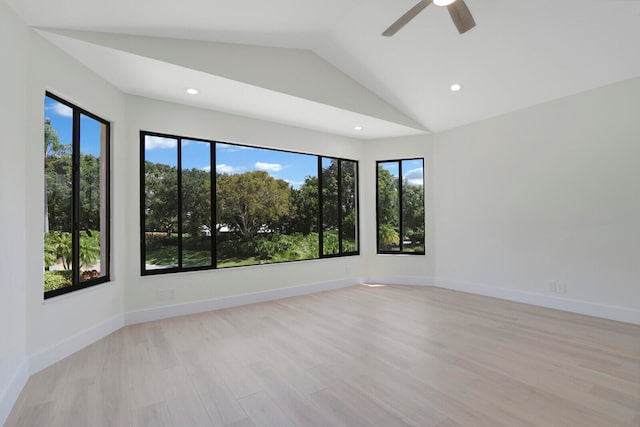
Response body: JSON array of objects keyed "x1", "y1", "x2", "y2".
[
  {"x1": 376, "y1": 158, "x2": 424, "y2": 254},
  {"x1": 321, "y1": 157, "x2": 339, "y2": 256},
  {"x1": 320, "y1": 157, "x2": 358, "y2": 256},
  {"x1": 182, "y1": 140, "x2": 213, "y2": 268},
  {"x1": 44, "y1": 93, "x2": 110, "y2": 298},
  {"x1": 142, "y1": 134, "x2": 180, "y2": 270}
]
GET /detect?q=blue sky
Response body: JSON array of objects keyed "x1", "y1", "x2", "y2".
[
  {"x1": 380, "y1": 159, "x2": 424, "y2": 186},
  {"x1": 145, "y1": 135, "x2": 319, "y2": 189},
  {"x1": 45, "y1": 96, "x2": 103, "y2": 157}
]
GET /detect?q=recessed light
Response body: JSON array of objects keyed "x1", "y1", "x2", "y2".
[
  {"x1": 186, "y1": 88, "x2": 199, "y2": 95},
  {"x1": 354, "y1": 126, "x2": 364, "y2": 131},
  {"x1": 434, "y1": 0, "x2": 456, "y2": 6},
  {"x1": 450, "y1": 83, "x2": 462, "y2": 92}
]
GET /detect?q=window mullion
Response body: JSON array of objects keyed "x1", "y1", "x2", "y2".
[
  {"x1": 398, "y1": 160, "x2": 404, "y2": 253},
  {"x1": 211, "y1": 142, "x2": 217, "y2": 268},
  {"x1": 72, "y1": 109, "x2": 81, "y2": 285},
  {"x1": 317, "y1": 156, "x2": 323, "y2": 258},
  {"x1": 177, "y1": 138, "x2": 183, "y2": 268},
  {"x1": 337, "y1": 160, "x2": 343, "y2": 255}
]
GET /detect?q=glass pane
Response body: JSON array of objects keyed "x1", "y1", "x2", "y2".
[
  {"x1": 144, "y1": 135, "x2": 179, "y2": 269},
  {"x1": 44, "y1": 96, "x2": 73, "y2": 291},
  {"x1": 78, "y1": 114, "x2": 108, "y2": 281},
  {"x1": 340, "y1": 160, "x2": 358, "y2": 253},
  {"x1": 321, "y1": 157, "x2": 339, "y2": 255},
  {"x1": 377, "y1": 161, "x2": 400, "y2": 252},
  {"x1": 216, "y1": 143, "x2": 318, "y2": 267},
  {"x1": 401, "y1": 159, "x2": 425, "y2": 253},
  {"x1": 181, "y1": 140, "x2": 213, "y2": 268}
]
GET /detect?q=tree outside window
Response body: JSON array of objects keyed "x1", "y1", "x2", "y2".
[
  {"x1": 377, "y1": 159, "x2": 424, "y2": 254},
  {"x1": 44, "y1": 93, "x2": 110, "y2": 297}
]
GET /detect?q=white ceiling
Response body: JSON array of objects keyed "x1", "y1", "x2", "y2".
[{"x1": 7, "y1": 0, "x2": 640, "y2": 139}]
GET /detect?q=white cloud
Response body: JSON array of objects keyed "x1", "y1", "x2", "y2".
[
  {"x1": 145, "y1": 136, "x2": 177, "y2": 150},
  {"x1": 48, "y1": 102, "x2": 73, "y2": 118},
  {"x1": 255, "y1": 162, "x2": 283, "y2": 172},
  {"x1": 404, "y1": 167, "x2": 424, "y2": 186},
  {"x1": 217, "y1": 143, "x2": 254, "y2": 153},
  {"x1": 202, "y1": 166, "x2": 211, "y2": 172},
  {"x1": 216, "y1": 164, "x2": 238, "y2": 173}
]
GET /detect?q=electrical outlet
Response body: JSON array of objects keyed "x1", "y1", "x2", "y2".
[
  {"x1": 548, "y1": 281, "x2": 567, "y2": 294},
  {"x1": 558, "y1": 282, "x2": 567, "y2": 294}
]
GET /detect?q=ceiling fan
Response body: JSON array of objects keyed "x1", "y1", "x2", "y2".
[{"x1": 382, "y1": 0, "x2": 476, "y2": 36}]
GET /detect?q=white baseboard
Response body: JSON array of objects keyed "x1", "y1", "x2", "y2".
[
  {"x1": 125, "y1": 278, "x2": 361, "y2": 326},
  {"x1": 364, "y1": 275, "x2": 434, "y2": 287},
  {"x1": 0, "y1": 358, "x2": 28, "y2": 427},
  {"x1": 375, "y1": 275, "x2": 640, "y2": 325},
  {"x1": 434, "y1": 278, "x2": 640, "y2": 325},
  {"x1": 28, "y1": 314, "x2": 125, "y2": 375}
]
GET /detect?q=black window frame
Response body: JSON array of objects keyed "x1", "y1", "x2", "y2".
[
  {"x1": 44, "y1": 92, "x2": 111, "y2": 299},
  {"x1": 376, "y1": 158, "x2": 425, "y2": 255},
  {"x1": 318, "y1": 157, "x2": 359, "y2": 257},
  {"x1": 140, "y1": 131, "x2": 359, "y2": 276}
]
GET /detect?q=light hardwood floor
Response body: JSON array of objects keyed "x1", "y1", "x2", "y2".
[{"x1": 6, "y1": 285, "x2": 640, "y2": 427}]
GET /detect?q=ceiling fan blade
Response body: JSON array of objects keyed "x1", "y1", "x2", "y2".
[
  {"x1": 448, "y1": 0, "x2": 476, "y2": 34},
  {"x1": 382, "y1": 0, "x2": 433, "y2": 37}
]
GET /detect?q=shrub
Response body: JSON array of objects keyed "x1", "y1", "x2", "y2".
[{"x1": 44, "y1": 270, "x2": 73, "y2": 292}]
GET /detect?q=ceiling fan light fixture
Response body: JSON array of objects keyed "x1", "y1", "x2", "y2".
[{"x1": 433, "y1": 0, "x2": 456, "y2": 7}]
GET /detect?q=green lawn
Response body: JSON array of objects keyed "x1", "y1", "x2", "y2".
[{"x1": 144, "y1": 232, "x2": 356, "y2": 270}]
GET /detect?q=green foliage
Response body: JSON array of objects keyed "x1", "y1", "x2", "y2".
[
  {"x1": 79, "y1": 230, "x2": 101, "y2": 268},
  {"x1": 253, "y1": 234, "x2": 295, "y2": 260},
  {"x1": 44, "y1": 270, "x2": 73, "y2": 292},
  {"x1": 45, "y1": 153, "x2": 72, "y2": 233},
  {"x1": 217, "y1": 171, "x2": 292, "y2": 240},
  {"x1": 45, "y1": 120, "x2": 104, "y2": 234},
  {"x1": 44, "y1": 117, "x2": 106, "y2": 292},
  {"x1": 342, "y1": 238, "x2": 357, "y2": 253},
  {"x1": 342, "y1": 215, "x2": 357, "y2": 239},
  {"x1": 44, "y1": 231, "x2": 72, "y2": 269},
  {"x1": 182, "y1": 167, "x2": 211, "y2": 238},
  {"x1": 143, "y1": 155, "x2": 359, "y2": 268},
  {"x1": 290, "y1": 176, "x2": 319, "y2": 234},
  {"x1": 377, "y1": 162, "x2": 425, "y2": 251},
  {"x1": 402, "y1": 177, "x2": 425, "y2": 247},
  {"x1": 377, "y1": 165, "x2": 399, "y2": 227},
  {"x1": 79, "y1": 154, "x2": 102, "y2": 231},
  {"x1": 44, "y1": 230, "x2": 101, "y2": 271},
  {"x1": 379, "y1": 223, "x2": 400, "y2": 249},
  {"x1": 322, "y1": 230, "x2": 340, "y2": 255},
  {"x1": 144, "y1": 161, "x2": 178, "y2": 235}
]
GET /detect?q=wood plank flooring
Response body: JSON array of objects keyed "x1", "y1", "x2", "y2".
[{"x1": 6, "y1": 285, "x2": 640, "y2": 426}]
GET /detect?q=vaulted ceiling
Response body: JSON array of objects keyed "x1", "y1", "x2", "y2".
[{"x1": 6, "y1": 0, "x2": 640, "y2": 139}]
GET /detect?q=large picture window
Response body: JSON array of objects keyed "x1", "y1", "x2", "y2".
[
  {"x1": 376, "y1": 158, "x2": 425, "y2": 254},
  {"x1": 141, "y1": 132, "x2": 359, "y2": 274},
  {"x1": 44, "y1": 93, "x2": 110, "y2": 298}
]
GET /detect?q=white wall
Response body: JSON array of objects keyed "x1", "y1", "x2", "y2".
[
  {"x1": 433, "y1": 77, "x2": 640, "y2": 323},
  {"x1": 24, "y1": 32, "x2": 127, "y2": 373},
  {"x1": 123, "y1": 96, "x2": 366, "y2": 317},
  {"x1": 3, "y1": 3, "x2": 640, "y2": 421},
  {"x1": 362, "y1": 134, "x2": 436, "y2": 284},
  {"x1": 0, "y1": 1, "x2": 29, "y2": 424}
]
